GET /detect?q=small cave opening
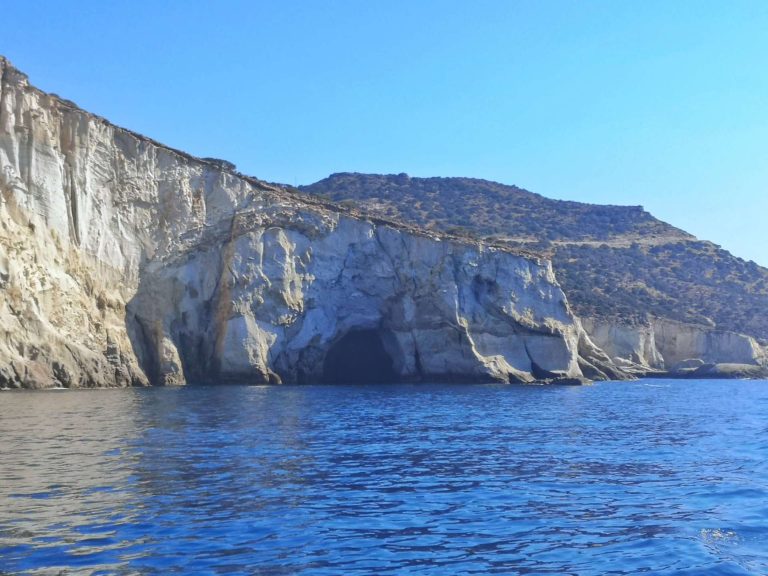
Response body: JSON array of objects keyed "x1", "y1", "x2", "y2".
[{"x1": 322, "y1": 329, "x2": 398, "y2": 384}]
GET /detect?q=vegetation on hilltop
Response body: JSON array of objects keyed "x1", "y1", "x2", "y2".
[{"x1": 301, "y1": 173, "x2": 768, "y2": 342}]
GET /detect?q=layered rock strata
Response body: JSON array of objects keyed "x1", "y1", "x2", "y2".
[
  {"x1": 583, "y1": 317, "x2": 768, "y2": 378},
  {"x1": 0, "y1": 57, "x2": 616, "y2": 388}
]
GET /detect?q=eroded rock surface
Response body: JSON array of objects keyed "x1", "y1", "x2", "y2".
[
  {"x1": 583, "y1": 317, "x2": 767, "y2": 377},
  {"x1": 132, "y1": 212, "x2": 603, "y2": 385},
  {"x1": 0, "y1": 57, "x2": 615, "y2": 388}
]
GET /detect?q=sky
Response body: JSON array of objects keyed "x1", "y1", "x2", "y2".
[{"x1": 2, "y1": 1, "x2": 767, "y2": 265}]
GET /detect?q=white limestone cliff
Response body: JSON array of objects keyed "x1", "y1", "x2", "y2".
[
  {"x1": 131, "y1": 215, "x2": 590, "y2": 385},
  {"x1": 583, "y1": 317, "x2": 767, "y2": 374},
  {"x1": 0, "y1": 56, "x2": 608, "y2": 388}
]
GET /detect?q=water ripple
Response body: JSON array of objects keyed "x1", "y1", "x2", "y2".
[{"x1": 1, "y1": 380, "x2": 768, "y2": 574}]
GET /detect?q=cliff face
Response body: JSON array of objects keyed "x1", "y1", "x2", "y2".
[
  {"x1": 0, "y1": 57, "x2": 608, "y2": 388},
  {"x1": 583, "y1": 317, "x2": 766, "y2": 374},
  {"x1": 302, "y1": 173, "x2": 768, "y2": 345},
  {"x1": 131, "y1": 216, "x2": 587, "y2": 385},
  {"x1": 0, "y1": 58, "x2": 150, "y2": 388}
]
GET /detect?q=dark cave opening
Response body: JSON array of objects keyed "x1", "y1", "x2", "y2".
[{"x1": 322, "y1": 329, "x2": 398, "y2": 384}]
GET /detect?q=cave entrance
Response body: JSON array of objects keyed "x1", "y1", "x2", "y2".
[{"x1": 322, "y1": 330, "x2": 398, "y2": 384}]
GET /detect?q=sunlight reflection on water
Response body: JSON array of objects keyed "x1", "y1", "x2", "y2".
[{"x1": 1, "y1": 380, "x2": 767, "y2": 575}]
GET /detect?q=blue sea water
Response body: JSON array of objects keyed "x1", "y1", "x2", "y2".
[{"x1": 1, "y1": 380, "x2": 767, "y2": 575}]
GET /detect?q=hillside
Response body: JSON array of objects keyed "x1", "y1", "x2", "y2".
[{"x1": 302, "y1": 173, "x2": 768, "y2": 342}]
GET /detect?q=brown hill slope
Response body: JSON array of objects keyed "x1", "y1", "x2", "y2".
[{"x1": 301, "y1": 173, "x2": 768, "y2": 342}]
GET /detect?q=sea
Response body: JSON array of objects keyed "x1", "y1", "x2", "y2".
[{"x1": 1, "y1": 379, "x2": 767, "y2": 575}]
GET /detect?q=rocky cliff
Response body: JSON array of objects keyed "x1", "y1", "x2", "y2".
[
  {"x1": 302, "y1": 173, "x2": 768, "y2": 376},
  {"x1": 583, "y1": 317, "x2": 767, "y2": 377},
  {"x1": 302, "y1": 173, "x2": 768, "y2": 344},
  {"x1": 0, "y1": 57, "x2": 616, "y2": 388}
]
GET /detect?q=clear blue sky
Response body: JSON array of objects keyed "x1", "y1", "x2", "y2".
[{"x1": 2, "y1": 1, "x2": 767, "y2": 264}]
